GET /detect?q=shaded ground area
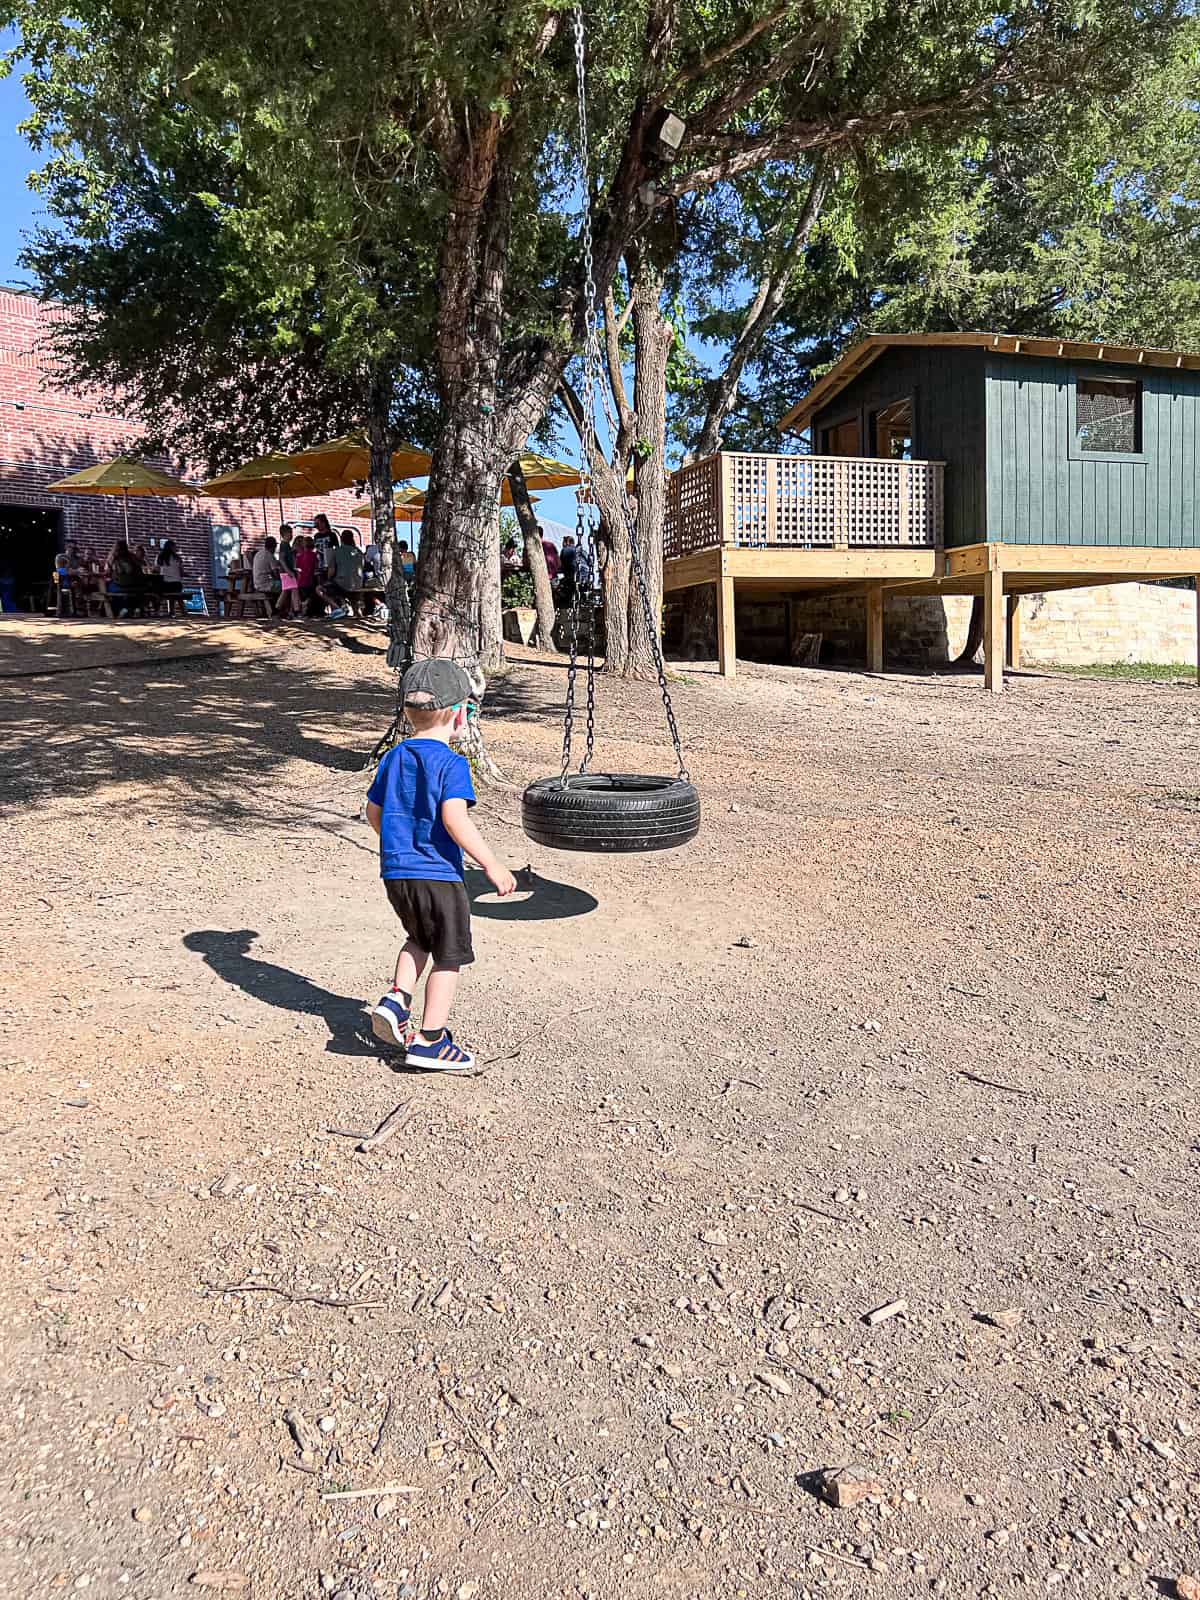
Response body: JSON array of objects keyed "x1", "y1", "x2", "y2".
[{"x1": 1, "y1": 617, "x2": 1198, "y2": 1600}]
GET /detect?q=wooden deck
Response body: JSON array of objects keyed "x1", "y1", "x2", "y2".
[
  {"x1": 666, "y1": 451, "x2": 944, "y2": 558},
  {"x1": 662, "y1": 452, "x2": 1200, "y2": 690}
]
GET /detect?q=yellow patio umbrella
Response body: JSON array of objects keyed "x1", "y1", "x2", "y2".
[
  {"x1": 202, "y1": 452, "x2": 348, "y2": 538},
  {"x1": 287, "y1": 431, "x2": 432, "y2": 486},
  {"x1": 351, "y1": 484, "x2": 538, "y2": 520},
  {"x1": 510, "y1": 451, "x2": 582, "y2": 490},
  {"x1": 47, "y1": 456, "x2": 200, "y2": 542}
]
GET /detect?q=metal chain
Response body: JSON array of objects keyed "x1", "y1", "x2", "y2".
[
  {"x1": 564, "y1": 3, "x2": 688, "y2": 783},
  {"x1": 558, "y1": 502, "x2": 588, "y2": 777}
]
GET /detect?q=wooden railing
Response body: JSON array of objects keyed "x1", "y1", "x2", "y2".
[{"x1": 665, "y1": 452, "x2": 944, "y2": 559}]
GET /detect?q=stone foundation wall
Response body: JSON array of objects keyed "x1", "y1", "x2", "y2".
[
  {"x1": 1013, "y1": 582, "x2": 1196, "y2": 665},
  {"x1": 669, "y1": 579, "x2": 1196, "y2": 668}
]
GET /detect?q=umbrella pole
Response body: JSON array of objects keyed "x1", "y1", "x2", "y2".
[
  {"x1": 276, "y1": 481, "x2": 284, "y2": 525},
  {"x1": 122, "y1": 487, "x2": 130, "y2": 544}
]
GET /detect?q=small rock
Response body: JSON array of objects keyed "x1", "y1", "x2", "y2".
[
  {"x1": 1175, "y1": 1576, "x2": 1200, "y2": 1600},
  {"x1": 633, "y1": 1333, "x2": 656, "y2": 1349},
  {"x1": 318, "y1": 1416, "x2": 337, "y2": 1435},
  {"x1": 864, "y1": 1298, "x2": 908, "y2": 1327},
  {"x1": 202, "y1": 1401, "x2": 226, "y2": 1420},
  {"x1": 660, "y1": 1361, "x2": 683, "y2": 1380},
  {"x1": 432, "y1": 1282, "x2": 453, "y2": 1310},
  {"x1": 1146, "y1": 1438, "x2": 1176, "y2": 1461},
  {"x1": 700, "y1": 1230, "x2": 727, "y2": 1247},
  {"x1": 375, "y1": 1497, "x2": 396, "y2": 1520},
  {"x1": 833, "y1": 1188, "x2": 850, "y2": 1203},
  {"x1": 756, "y1": 1372, "x2": 792, "y2": 1397},
  {"x1": 457, "y1": 1584, "x2": 480, "y2": 1599},
  {"x1": 211, "y1": 1172, "x2": 240, "y2": 1199},
  {"x1": 190, "y1": 1573, "x2": 248, "y2": 1592},
  {"x1": 978, "y1": 1308, "x2": 1021, "y2": 1330},
  {"x1": 132, "y1": 1506, "x2": 153, "y2": 1523},
  {"x1": 815, "y1": 1465, "x2": 883, "y2": 1509}
]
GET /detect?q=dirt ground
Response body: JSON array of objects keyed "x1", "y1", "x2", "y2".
[{"x1": 1, "y1": 615, "x2": 1198, "y2": 1600}]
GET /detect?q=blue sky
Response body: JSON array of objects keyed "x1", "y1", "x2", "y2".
[
  {"x1": 0, "y1": 34, "x2": 594, "y2": 536},
  {"x1": 1, "y1": 31, "x2": 41, "y2": 286}
]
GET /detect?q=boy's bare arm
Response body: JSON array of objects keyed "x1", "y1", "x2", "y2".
[
  {"x1": 366, "y1": 800, "x2": 383, "y2": 835},
  {"x1": 441, "y1": 798, "x2": 516, "y2": 895}
]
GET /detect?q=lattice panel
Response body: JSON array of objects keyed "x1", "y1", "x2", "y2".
[
  {"x1": 665, "y1": 453, "x2": 722, "y2": 558},
  {"x1": 665, "y1": 453, "x2": 943, "y2": 558}
]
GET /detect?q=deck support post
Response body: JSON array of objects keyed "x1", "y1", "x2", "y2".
[
  {"x1": 983, "y1": 552, "x2": 1004, "y2": 693},
  {"x1": 716, "y1": 570, "x2": 736, "y2": 679},
  {"x1": 1006, "y1": 594, "x2": 1021, "y2": 668},
  {"x1": 865, "y1": 581, "x2": 885, "y2": 674},
  {"x1": 1195, "y1": 580, "x2": 1200, "y2": 686}
]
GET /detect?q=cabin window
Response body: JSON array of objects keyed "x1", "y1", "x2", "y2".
[
  {"x1": 873, "y1": 397, "x2": 913, "y2": 459},
  {"x1": 821, "y1": 416, "x2": 861, "y2": 456},
  {"x1": 1075, "y1": 378, "x2": 1141, "y2": 454}
]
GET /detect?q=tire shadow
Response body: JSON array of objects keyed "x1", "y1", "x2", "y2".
[{"x1": 464, "y1": 866, "x2": 598, "y2": 922}]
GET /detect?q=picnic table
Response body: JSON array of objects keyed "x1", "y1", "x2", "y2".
[{"x1": 344, "y1": 585, "x2": 385, "y2": 618}]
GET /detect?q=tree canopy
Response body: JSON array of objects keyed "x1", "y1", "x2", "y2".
[{"x1": 4, "y1": 0, "x2": 1195, "y2": 672}]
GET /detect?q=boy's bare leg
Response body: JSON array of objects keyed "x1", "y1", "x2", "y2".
[
  {"x1": 419, "y1": 964, "x2": 460, "y2": 1035},
  {"x1": 394, "y1": 939, "x2": 428, "y2": 996}
]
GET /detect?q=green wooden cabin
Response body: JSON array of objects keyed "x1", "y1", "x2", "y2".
[{"x1": 780, "y1": 332, "x2": 1200, "y2": 550}]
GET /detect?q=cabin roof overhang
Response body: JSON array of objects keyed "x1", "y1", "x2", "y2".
[{"x1": 777, "y1": 331, "x2": 1200, "y2": 435}]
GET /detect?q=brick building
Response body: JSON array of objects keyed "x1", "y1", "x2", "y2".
[{"x1": 0, "y1": 285, "x2": 364, "y2": 611}]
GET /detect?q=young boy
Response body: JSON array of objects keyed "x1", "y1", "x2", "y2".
[{"x1": 366, "y1": 658, "x2": 516, "y2": 1070}]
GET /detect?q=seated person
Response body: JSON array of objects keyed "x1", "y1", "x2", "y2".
[
  {"x1": 321, "y1": 530, "x2": 363, "y2": 618},
  {"x1": 156, "y1": 539, "x2": 186, "y2": 590},
  {"x1": 397, "y1": 539, "x2": 416, "y2": 577},
  {"x1": 251, "y1": 536, "x2": 282, "y2": 596},
  {"x1": 500, "y1": 537, "x2": 522, "y2": 577},
  {"x1": 106, "y1": 539, "x2": 148, "y2": 614}
]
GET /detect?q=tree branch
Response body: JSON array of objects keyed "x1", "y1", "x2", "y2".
[
  {"x1": 664, "y1": 66, "x2": 1025, "y2": 198},
  {"x1": 693, "y1": 155, "x2": 834, "y2": 458},
  {"x1": 603, "y1": 287, "x2": 634, "y2": 435},
  {"x1": 669, "y1": 4, "x2": 791, "y2": 91}
]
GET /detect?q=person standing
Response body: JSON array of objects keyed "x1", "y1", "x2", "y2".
[
  {"x1": 365, "y1": 658, "x2": 516, "y2": 1069},
  {"x1": 539, "y1": 529, "x2": 560, "y2": 583},
  {"x1": 275, "y1": 524, "x2": 300, "y2": 619},
  {"x1": 294, "y1": 534, "x2": 319, "y2": 615}
]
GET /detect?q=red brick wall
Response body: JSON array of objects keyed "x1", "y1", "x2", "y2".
[{"x1": 0, "y1": 287, "x2": 366, "y2": 605}]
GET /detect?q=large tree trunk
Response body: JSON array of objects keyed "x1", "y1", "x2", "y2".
[
  {"x1": 365, "y1": 368, "x2": 408, "y2": 672},
  {"x1": 478, "y1": 507, "x2": 504, "y2": 677},
  {"x1": 507, "y1": 461, "x2": 556, "y2": 650},
  {"x1": 957, "y1": 595, "x2": 985, "y2": 664},
  {"x1": 626, "y1": 252, "x2": 672, "y2": 679},
  {"x1": 677, "y1": 583, "x2": 717, "y2": 658}
]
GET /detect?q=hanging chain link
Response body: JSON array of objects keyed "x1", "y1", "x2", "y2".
[{"x1": 560, "y1": 4, "x2": 688, "y2": 784}]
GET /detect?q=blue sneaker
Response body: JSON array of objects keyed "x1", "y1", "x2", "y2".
[
  {"x1": 371, "y1": 990, "x2": 412, "y2": 1048},
  {"x1": 404, "y1": 1030, "x2": 476, "y2": 1072}
]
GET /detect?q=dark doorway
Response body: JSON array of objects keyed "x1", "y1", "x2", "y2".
[{"x1": 0, "y1": 504, "x2": 63, "y2": 612}]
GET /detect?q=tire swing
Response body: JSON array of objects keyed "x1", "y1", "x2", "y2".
[{"x1": 521, "y1": 8, "x2": 700, "y2": 857}]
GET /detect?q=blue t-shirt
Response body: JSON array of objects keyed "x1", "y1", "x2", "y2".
[{"x1": 367, "y1": 739, "x2": 476, "y2": 881}]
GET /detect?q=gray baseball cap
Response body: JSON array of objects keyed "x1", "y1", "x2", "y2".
[{"x1": 402, "y1": 657, "x2": 474, "y2": 709}]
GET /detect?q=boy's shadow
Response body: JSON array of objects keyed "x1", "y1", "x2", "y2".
[{"x1": 183, "y1": 928, "x2": 377, "y2": 1056}]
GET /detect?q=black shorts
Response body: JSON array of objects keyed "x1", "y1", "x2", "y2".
[{"x1": 384, "y1": 878, "x2": 474, "y2": 966}]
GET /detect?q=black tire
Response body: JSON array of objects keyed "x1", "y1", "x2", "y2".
[{"x1": 522, "y1": 773, "x2": 701, "y2": 853}]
